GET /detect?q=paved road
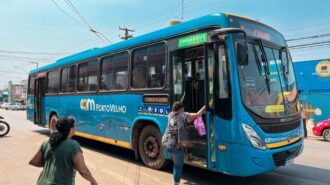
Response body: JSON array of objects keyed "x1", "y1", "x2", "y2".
[{"x1": 0, "y1": 109, "x2": 329, "y2": 185}]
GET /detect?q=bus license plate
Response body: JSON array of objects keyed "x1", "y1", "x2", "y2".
[{"x1": 286, "y1": 158, "x2": 295, "y2": 165}]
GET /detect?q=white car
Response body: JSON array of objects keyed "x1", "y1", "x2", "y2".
[
  {"x1": 6, "y1": 103, "x2": 24, "y2": 110},
  {"x1": 1, "y1": 103, "x2": 10, "y2": 109}
]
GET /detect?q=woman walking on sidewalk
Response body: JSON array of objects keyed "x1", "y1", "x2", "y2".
[{"x1": 29, "y1": 117, "x2": 98, "y2": 185}]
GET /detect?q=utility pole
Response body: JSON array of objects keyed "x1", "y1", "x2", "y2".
[{"x1": 119, "y1": 27, "x2": 135, "y2": 40}]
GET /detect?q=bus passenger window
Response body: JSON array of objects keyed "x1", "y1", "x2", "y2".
[
  {"x1": 68, "y1": 65, "x2": 76, "y2": 92},
  {"x1": 60, "y1": 65, "x2": 76, "y2": 93},
  {"x1": 78, "y1": 60, "x2": 98, "y2": 92},
  {"x1": 132, "y1": 43, "x2": 165, "y2": 89},
  {"x1": 113, "y1": 53, "x2": 128, "y2": 90},
  {"x1": 148, "y1": 43, "x2": 165, "y2": 88},
  {"x1": 101, "y1": 52, "x2": 128, "y2": 91},
  {"x1": 101, "y1": 58, "x2": 114, "y2": 90},
  {"x1": 28, "y1": 75, "x2": 36, "y2": 95},
  {"x1": 60, "y1": 67, "x2": 69, "y2": 93},
  {"x1": 47, "y1": 70, "x2": 60, "y2": 94}
]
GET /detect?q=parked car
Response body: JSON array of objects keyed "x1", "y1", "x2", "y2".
[
  {"x1": 6, "y1": 103, "x2": 24, "y2": 111},
  {"x1": 20, "y1": 104, "x2": 27, "y2": 110},
  {"x1": 313, "y1": 119, "x2": 330, "y2": 142},
  {"x1": 1, "y1": 103, "x2": 10, "y2": 109}
]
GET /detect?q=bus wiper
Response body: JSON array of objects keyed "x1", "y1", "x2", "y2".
[
  {"x1": 279, "y1": 47, "x2": 289, "y2": 91},
  {"x1": 256, "y1": 39, "x2": 270, "y2": 94},
  {"x1": 252, "y1": 45, "x2": 262, "y2": 76}
]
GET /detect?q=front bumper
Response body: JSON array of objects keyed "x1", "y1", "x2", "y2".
[{"x1": 221, "y1": 139, "x2": 304, "y2": 177}]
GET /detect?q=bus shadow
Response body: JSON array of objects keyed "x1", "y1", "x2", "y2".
[
  {"x1": 73, "y1": 136, "x2": 140, "y2": 166},
  {"x1": 67, "y1": 136, "x2": 330, "y2": 185},
  {"x1": 30, "y1": 132, "x2": 330, "y2": 185},
  {"x1": 0, "y1": 135, "x2": 12, "y2": 138},
  {"x1": 33, "y1": 129, "x2": 50, "y2": 136},
  {"x1": 180, "y1": 163, "x2": 330, "y2": 185}
]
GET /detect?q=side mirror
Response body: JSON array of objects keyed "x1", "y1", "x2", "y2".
[{"x1": 237, "y1": 41, "x2": 248, "y2": 66}]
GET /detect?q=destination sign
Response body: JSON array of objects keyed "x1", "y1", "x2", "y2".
[{"x1": 178, "y1": 32, "x2": 208, "y2": 48}]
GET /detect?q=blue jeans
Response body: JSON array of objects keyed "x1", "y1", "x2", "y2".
[{"x1": 169, "y1": 148, "x2": 184, "y2": 183}]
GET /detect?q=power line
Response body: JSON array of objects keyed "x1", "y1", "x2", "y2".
[
  {"x1": 0, "y1": 70, "x2": 26, "y2": 75},
  {"x1": 0, "y1": 54, "x2": 52, "y2": 63},
  {"x1": 0, "y1": 49, "x2": 67, "y2": 56},
  {"x1": 286, "y1": 33, "x2": 330, "y2": 42},
  {"x1": 58, "y1": 0, "x2": 228, "y2": 54},
  {"x1": 289, "y1": 41, "x2": 330, "y2": 49},
  {"x1": 59, "y1": 0, "x2": 201, "y2": 53},
  {"x1": 50, "y1": 0, "x2": 84, "y2": 26},
  {"x1": 64, "y1": 0, "x2": 111, "y2": 43},
  {"x1": 283, "y1": 21, "x2": 330, "y2": 33}
]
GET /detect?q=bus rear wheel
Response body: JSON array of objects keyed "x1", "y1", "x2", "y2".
[{"x1": 138, "y1": 125, "x2": 168, "y2": 170}]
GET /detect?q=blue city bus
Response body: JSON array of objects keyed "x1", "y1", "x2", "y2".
[
  {"x1": 293, "y1": 59, "x2": 330, "y2": 122},
  {"x1": 27, "y1": 13, "x2": 304, "y2": 176}
]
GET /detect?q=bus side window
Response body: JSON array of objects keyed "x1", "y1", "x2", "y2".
[
  {"x1": 101, "y1": 56, "x2": 115, "y2": 90},
  {"x1": 113, "y1": 53, "x2": 128, "y2": 90},
  {"x1": 28, "y1": 75, "x2": 36, "y2": 95},
  {"x1": 47, "y1": 70, "x2": 60, "y2": 94},
  {"x1": 148, "y1": 43, "x2": 166, "y2": 88},
  {"x1": 60, "y1": 67, "x2": 69, "y2": 93},
  {"x1": 68, "y1": 65, "x2": 76, "y2": 92},
  {"x1": 132, "y1": 43, "x2": 166, "y2": 89},
  {"x1": 78, "y1": 60, "x2": 98, "y2": 92},
  {"x1": 101, "y1": 52, "x2": 129, "y2": 91},
  {"x1": 60, "y1": 65, "x2": 76, "y2": 93}
]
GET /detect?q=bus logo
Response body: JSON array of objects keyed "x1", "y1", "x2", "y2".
[{"x1": 80, "y1": 99, "x2": 96, "y2": 111}]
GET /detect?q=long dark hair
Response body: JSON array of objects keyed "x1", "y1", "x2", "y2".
[
  {"x1": 172, "y1": 101, "x2": 184, "y2": 112},
  {"x1": 49, "y1": 117, "x2": 75, "y2": 147}
]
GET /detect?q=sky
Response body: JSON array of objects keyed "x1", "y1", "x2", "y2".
[{"x1": 1, "y1": 0, "x2": 330, "y2": 88}]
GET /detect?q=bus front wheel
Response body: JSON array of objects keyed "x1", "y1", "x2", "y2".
[{"x1": 138, "y1": 125, "x2": 168, "y2": 170}]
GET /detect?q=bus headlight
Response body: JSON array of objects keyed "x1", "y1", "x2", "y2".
[{"x1": 242, "y1": 123, "x2": 267, "y2": 150}]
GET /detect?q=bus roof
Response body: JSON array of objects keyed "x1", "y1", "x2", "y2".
[
  {"x1": 31, "y1": 12, "x2": 279, "y2": 75},
  {"x1": 30, "y1": 13, "x2": 231, "y2": 75}
]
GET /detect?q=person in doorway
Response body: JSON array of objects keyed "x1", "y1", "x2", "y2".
[
  {"x1": 29, "y1": 117, "x2": 98, "y2": 185},
  {"x1": 164, "y1": 101, "x2": 205, "y2": 185}
]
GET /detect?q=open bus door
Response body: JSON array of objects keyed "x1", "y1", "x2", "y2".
[
  {"x1": 34, "y1": 76, "x2": 45, "y2": 125},
  {"x1": 171, "y1": 45, "x2": 215, "y2": 168}
]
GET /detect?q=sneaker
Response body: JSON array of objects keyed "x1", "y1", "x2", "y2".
[{"x1": 172, "y1": 179, "x2": 180, "y2": 185}]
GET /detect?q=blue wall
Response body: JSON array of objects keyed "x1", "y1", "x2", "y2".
[{"x1": 293, "y1": 59, "x2": 330, "y2": 122}]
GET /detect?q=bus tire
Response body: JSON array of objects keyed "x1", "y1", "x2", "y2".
[
  {"x1": 49, "y1": 115, "x2": 58, "y2": 134},
  {"x1": 138, "y1": 125, "x2": 168, "y2": 170}
]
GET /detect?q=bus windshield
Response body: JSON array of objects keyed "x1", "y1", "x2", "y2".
[
  {"x1": 229, "y1": 15, "x2": 299, "y2": 118},
  {"x1": 237, "y1": 43, "x2": 299, "y2": 118}
]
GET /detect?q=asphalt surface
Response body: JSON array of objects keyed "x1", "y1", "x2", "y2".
[{"x1": 0, "y1": 109, "x2": 329, "y2": 185}]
